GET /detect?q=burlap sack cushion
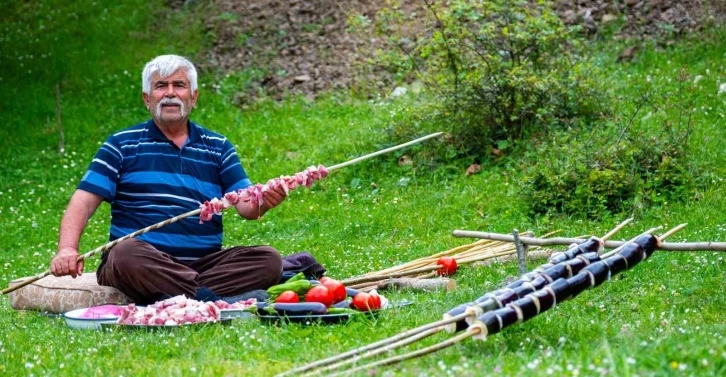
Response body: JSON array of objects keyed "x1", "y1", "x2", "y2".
[{"x1": 8, "y1": 272, "x2": 130, "y2": 313}]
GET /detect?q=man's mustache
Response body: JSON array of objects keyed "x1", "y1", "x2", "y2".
[{"x1": 156, "y1": 98, "x2": 186, "y2": 118}]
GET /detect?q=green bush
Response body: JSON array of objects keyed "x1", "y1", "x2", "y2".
[
  {"x1": 352, "y1": 0, "x2": 606, "y2": 158},
  {"x1": 520, "y1": 68, "x2": 700, "y2": 219},
  {"x1": 521, "y1": 133, "x2": 693, "y2": 219}
]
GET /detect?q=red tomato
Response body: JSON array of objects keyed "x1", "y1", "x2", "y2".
[
  {"x1": 436, "y1": 256, "x2": 458, "y2": 276},
  {"x1": 367, "y1": 292, "x2": 382, "y2": 310},
  {"x1": 351, "y1": 292, "x2": 371, "y2": 311},
  {"x1": 352, "y1": 292, "x2": 382, "y2": 311},
  {"x1": 322, "y1": 280, "x2": 347, "y2": 303},
  {"x1": 304, "y1": 285, "x2": 334, "y2": 307},
  {"x1": 318, "y1": 276, "x2": 333, "y2": 284},
  {"x1": 275, "y1": 291, "x2": 300, "y2": 303}
]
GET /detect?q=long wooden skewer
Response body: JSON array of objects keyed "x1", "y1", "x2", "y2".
[
  {"x1": 327, "y1": 329, "x2": 476, "y2": 377},
  {"x1": 453, "y1": 224, "x2": 723, "y2": 251},
  {"x1": 327, "y1": 330, "x2": 475, "y2": 377},
  {"x1": 2, "y1": 211, "x2": 200, "y2": 295},
  {"x1": 602, "y1": 218, "x2": 633, "y2": 240},
  {"x1": 277, "y1": 219, "x2": 633, "y2": 377},
  {"x1": 601, "y1": 224, "x2": 683, "y2": 259},
  {"x1": 323, "y1": 224, "x2": 686, "y2": 377},
  {"x1": 2, "y1": 132, "x2": 444, "y2": 296},
  {"x1": 324, "y1": 132, "x2": 442, "y2": 171}
]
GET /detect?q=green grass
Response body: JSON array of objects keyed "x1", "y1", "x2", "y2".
[{"x1": 1, "y1": 1, "x2": 725, "y2": 376}]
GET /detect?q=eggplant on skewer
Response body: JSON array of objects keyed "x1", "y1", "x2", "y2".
[
  {"x1": 468, "y1": 234, "x2": 659, "y2": 338},
  {"x1": 443, "y1": 236, "x2": 604, "y2": 332},
  {"x1": 321, "y1": 234, "x2": 663, "y2": 377}
]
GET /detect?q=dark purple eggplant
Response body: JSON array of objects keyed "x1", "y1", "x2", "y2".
[
  {"x1": 332, "y1": 300, "x2": 352, "y2": 309},
  {"x1": 265, "y1": 302, "x2": 328, "y2": 316},
  {"x1": 635, "y1": 234, "x2": 659, "y2": 257}
]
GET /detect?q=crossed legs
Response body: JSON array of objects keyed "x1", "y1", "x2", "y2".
[{"x1": 97, "y1": 238, "x2": 282, "y2": 303}]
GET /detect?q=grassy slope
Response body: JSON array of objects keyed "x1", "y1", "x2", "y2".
[{"x1": 0, "y1": 1, "x2": 725, "y2": 376}]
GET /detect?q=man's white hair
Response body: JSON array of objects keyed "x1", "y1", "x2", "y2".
[{"x1": 141, "y1": 55, "x2": 198, "y2": 94}]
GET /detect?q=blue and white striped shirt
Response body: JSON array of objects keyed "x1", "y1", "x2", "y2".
[{"x1": 79, "y1": 119, "x2": 252, "y2": 260}]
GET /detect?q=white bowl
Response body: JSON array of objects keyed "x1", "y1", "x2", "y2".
[{"x1": 64, "y1": 307, "x2": 120, "y2": 330}]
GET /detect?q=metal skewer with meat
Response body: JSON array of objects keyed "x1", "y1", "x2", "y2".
[{"x1": 2, "y1": 132, "x2": 443, "y2": 296}]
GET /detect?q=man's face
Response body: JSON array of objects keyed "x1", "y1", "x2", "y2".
[{"x1": 143, "y1": 69, "x2": 199, "y2": 125}]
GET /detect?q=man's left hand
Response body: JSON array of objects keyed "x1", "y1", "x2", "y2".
[{"x1": 262, "y1": 185, "x2": 287, "y2": 210}]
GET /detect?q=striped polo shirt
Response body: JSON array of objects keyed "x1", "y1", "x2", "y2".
[{"x1": 78, "y1": 119, "x2": 252, "y2": 260}]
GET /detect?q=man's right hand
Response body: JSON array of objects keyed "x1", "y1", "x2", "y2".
[{"x1": 51, "y1": 247, "x2": 84, "y2": 278}]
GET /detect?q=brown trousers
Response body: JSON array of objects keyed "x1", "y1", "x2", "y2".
[{"x1": 97, "y1": 238, "x2": 282, "y2": 303}]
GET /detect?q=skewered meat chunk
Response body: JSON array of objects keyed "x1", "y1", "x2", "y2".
[{"x1": 199, "y1": 165, "x2": 329, "y2": 223}]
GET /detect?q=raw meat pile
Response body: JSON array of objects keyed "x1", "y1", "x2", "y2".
[
  {"x1": 79, "y1": 304, "x2": 123, "y2": 319},
  {"x1": 199, "y1": 164, "x2": 329, "y2": 223},
  {"x1": 214, "y1": 298, "x2": 257, "y2": 310},
  {"x1": 117, "y1": 295, "x2": 223, "y2": 326}
]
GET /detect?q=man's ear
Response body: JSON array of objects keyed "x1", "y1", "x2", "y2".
[
  {"x1": 142, "y1": 92, "x2": 151, "y2": 111},
  {"x1": 191, "y1": 89, "x2": 199, "y2": 108}
]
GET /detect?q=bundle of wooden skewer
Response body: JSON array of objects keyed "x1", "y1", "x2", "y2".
[{"x1": 340, "y1": 231, "x2": 558, "y2": 292}]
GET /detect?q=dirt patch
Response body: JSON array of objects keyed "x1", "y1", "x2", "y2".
[
  {"x1": 201, "y1": 0, "x2": 724, "y2": 100},
  {"x1": 554, "y1": 0, "x2": 724, "y2": 38},
  {"x1": 201, "y1": 0, "x2": 396, "y2": 102}
]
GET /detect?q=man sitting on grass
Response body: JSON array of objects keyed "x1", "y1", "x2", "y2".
[{"x1": 49, "y1": 54, "x2": 286, "y2": 304}]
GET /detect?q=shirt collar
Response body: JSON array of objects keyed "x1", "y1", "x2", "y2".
[
  {"x1": 187, "y1": 121, "x2": 201, "y2": 143},
  {"x1": 146, "y1": 119, "x2": 201, "y2": 144}
]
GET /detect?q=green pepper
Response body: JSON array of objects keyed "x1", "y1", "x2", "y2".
[
  {"x1": 285, "y1": 272, "x2": 305, "y2": 283},
  {"x1": 266, "y1": 279, "x2": 314, "y2": 300},
  {"x1": 326, "y1": 307, "x2": 360, "y2": 315}
]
